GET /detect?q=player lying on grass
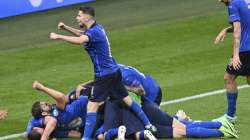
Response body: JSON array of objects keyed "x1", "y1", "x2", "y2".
[
  {"x1": 27, "y1": 81, "x2": 153, "y2": 140},
  {"x1": 26, "y1": 81, "x2": 103, "y2": 140},
  {"x1": 95, "y1": 98, "x2": 239, "y2": 139}
]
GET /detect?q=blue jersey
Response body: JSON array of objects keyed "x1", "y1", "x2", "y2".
[
  {"x1": 118, "y1": 64, "x2": 160, "y2": 102},
  {"x1": 27, "y1": 96, "x2": 88, "y2": 135},
  {"x1": 26, "y1": 117, "x2": 69, "y2": 138},
  {"x1": 228, "y1": 0, "x2": 250, "y2": 52},
  {"x1": 52, "y1": 96, "x2": 88, "y2": 129},
  {"x1": 26, "y1": 117, "x2": 44, "y2": 133},
  {"x1": 84, "y1": 23, "x2": 119, "y2": 77}
]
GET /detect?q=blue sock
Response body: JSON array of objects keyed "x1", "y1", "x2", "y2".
[
  {"x1": 95, "y1": 125, "x2": 105, "y2": 139},
  {"x1": 104, "y1": 128, "x2": 118, "y2": 140},
  {"x1": 130, "y1": 101, "x2": 150, "y2": 126},
  {"x1": 83, "y1": 112, "x2": 97, "y2": 140},
  {"x1": 186, "y1": 127, "x2": 224, "y2": 138},
  {"x1": 139, "y1": 130, "x2": 145, "y2": 140},
  {"x1": 182, "y1": 121, "x2": 222, "y2": 129},
  {"x1": 227, "y1": 92, "x2": 238, "y2": 117}
]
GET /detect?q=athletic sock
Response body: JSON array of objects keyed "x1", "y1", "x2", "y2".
[
  {"x1": 130, "y1": 101, "x2": 150, "y2": 126},
  {"x1": 94, "y1": 125, "x2": 104, "y2": 139},
  {"x1": 226, "y1": 92, "x2": 238, "y2": 117},
  {"x1": 104, "y1": 128, "x2": 118, "y2": 140},
  {"x1": 186, "y1": 127, "x2": 224, "y2": 138},
  {"x1": 182, "y1": 120, "x2": 222, "y2": 129},
  {"x1": 82, "y1": 112, "x2": 97, "y2": 140},
  {"x1": 139, "y1": 130, "x2": 145, "y2": 140}
]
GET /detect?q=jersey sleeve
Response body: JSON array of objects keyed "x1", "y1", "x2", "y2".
[
  {"x1": 26, "y1": 117, "x2": 44, "y2": 134},
  {"x1": 228, "y1": 1, "x2": 241, "y2": 23}
]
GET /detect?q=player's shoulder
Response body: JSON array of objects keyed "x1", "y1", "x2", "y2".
[{"x1": 231, "y1": 0, "x2": 244, "y2": 6}]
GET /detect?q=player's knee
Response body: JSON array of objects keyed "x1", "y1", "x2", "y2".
[
  {"x1": 173, "y1": 128, "x2": 186, "y2": 138},
  {"x1": 224, "y1": 74, "x2": 235, "y2": 84}
]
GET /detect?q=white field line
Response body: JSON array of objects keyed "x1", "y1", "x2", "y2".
[
  {"x1": 160, "y1": 84, "x2": 249, "y2": 106},
  {"x1": 0, "y1": 84, "x2": 249, "y2": 140}
]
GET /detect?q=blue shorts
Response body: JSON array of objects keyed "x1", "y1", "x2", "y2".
[
  {"x1": 103, "y1": 100, "x2": 144, "y2": 136},
  {"x1": 90, "y1": 70, "x2": 128, "y2": 102},
  {"x1": 154, "y1": 87, "x2": 162, "y2": 106}
]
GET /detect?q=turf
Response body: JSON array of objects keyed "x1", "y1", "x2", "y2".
[{"x1": 0, "y1": 0, "x2": 249, "y2": 139}]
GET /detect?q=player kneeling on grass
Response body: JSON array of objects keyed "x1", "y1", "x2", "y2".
[{"x1": 26, "y1": 81, "x2": 102, "y2": 140}]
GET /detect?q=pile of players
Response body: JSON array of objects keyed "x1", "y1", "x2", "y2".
[
  {"x1": 27, "y1": 0, "x2": 250, "y2": 139},
  {"x1": 26, "y1": 64, "x2": 238, "y2": 140}
]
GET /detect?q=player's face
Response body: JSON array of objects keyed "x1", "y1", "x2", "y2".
[
  {"x1": 40, "y1": 102, "x2": 52, "y2": 113},
  {"x1": 76, "y1": 11, "x2": 92, "y2": 28}
]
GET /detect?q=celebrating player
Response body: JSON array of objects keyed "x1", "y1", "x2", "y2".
[
  {"x1": 214, "y1": 0, "x2": 250, "y2": 122},
  {"x1": 49, "y1": 6, "x2": 156, "y2": 140}
]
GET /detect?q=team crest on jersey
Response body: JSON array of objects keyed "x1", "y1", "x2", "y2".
[{"x1": 52, "y1": 109, "x2": 59, "y2": 117}]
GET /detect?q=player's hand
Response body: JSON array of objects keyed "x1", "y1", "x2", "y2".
[
  {"x1": 33, "y1": 80, "x2": 44, "y2": 90},
  {"x1": 214, "y1": 29, "x2": 227, "y2": 44},
  {"x1": 58, "y1": 22, "x2": 65, "y2": 30},
  {"x1": 75, "y1": 85, "x2": 86, "y2": 99},
  {"x1": 50, "y1": 32, "x2": 59, "y2": 40},
  {"x1": 0, "y1": 110, "x2": 8, "y2": 120},
  {"x1": 232, "y1": 54, "x2": 242, "y2": 70}
]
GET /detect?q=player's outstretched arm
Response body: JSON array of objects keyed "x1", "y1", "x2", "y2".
[
  {"x1": 50, "y1": 32, "x2": 89, "y2": 45},
  {"x1": 58, "y1": 22, "x2": 83, "y2": 37},
  {"x1": 32, "y1": 81, "x2": 68, "y2": 110},
  {"x1": 41, "y1": 116, "x2": 57, "y2": 140},
  {"x1": 232, "y1": 21, "x2": 242, "y2": 70},
  {"x1": 214, "y1": 25, "x2": 233, "y2": 44}
]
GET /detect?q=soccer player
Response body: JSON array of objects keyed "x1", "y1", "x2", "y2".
[
  {"x1": 28, "y1": 81, "x2": 89, "y2": 140},
  {"x1": 118, "y1": 64, "x2": 162, "y2": 106},
  {"x1": 99, "y1": 99, "x2": 239, "y2": 139},
  {"x1": 49, "y1": 6, "x2": 156, "y2": 140},
  {"x1": 214, "y1": 0, "x2": 250, "y2": 122},
  {"x1": 0, "y1": 110, "x2": 7, "y2": 120}
]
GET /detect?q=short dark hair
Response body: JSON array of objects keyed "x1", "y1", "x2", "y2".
[
  {"x1": 31, "y1": 101, "x2": 42, "y2": 119},
  {"x1": 79, "y1": 6, "x2": 95, "y2": 17},
  {"x1": 27, "y1": 129, "x2": 41, "y2": 140}
]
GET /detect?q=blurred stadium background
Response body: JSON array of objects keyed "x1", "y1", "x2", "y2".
[{"x1": 0, "y1": 0, "x2": 249, "y2": 139}]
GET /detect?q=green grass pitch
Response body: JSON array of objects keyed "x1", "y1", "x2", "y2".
[{"x1": 0, "y1": 0, "x2": 249, "y2": 139}]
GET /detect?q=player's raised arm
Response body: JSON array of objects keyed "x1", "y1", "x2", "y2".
[
  {"x1": 214, "y1": 25, "x2": 233, "y2": 44},
  {"x1": 49, "y1": 32, "x2": 89, "y2": 45},
  {"x1": 32, "y1": 81, "x2": 68, "y2": 110},
  {"x1": 58, "y1": 22, "x2": 83, "y2": 37},
  {"x1": 232, "y1": 21, "x2": 242, "y2": 70}
]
